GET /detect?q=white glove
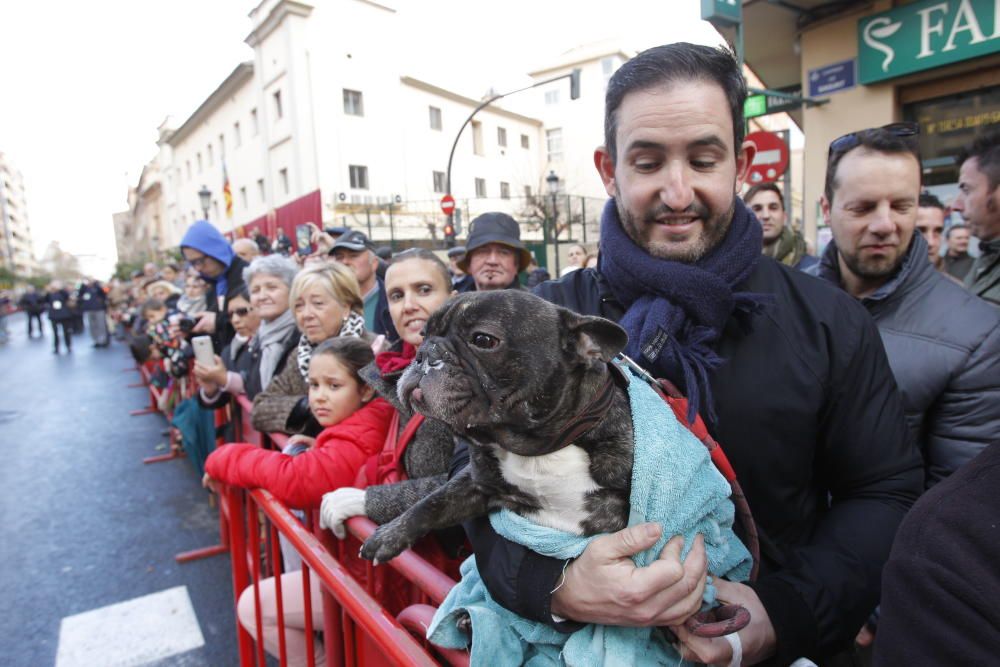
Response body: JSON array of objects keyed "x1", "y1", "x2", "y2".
[{"x1": 319, "y1": 487, "x2": 367, "y2": 539}]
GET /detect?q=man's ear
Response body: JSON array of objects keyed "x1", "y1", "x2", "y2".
[
  {"x1": 820, "y1": 194, "x2": 832, "y2": 226},
  {"x1": 734, "y1": 139, "x2": 757, "y2": 193},
  {"x1": 594, "y1": 146, "x2": 617, "y2": 198},
  {"x1": 560, "y1": 308, "x2": 627, "y2": 365}
]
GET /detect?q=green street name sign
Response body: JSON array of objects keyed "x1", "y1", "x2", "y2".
[
  {"x1": 701, "y1": 0, "x2": 741, "y2": 27},
  {"x1": 744, "y1": 86, "x2": 804, "y2": 119},
  {"x1": 859, "y1": 0, "x2": 1000, "y2": 84}
]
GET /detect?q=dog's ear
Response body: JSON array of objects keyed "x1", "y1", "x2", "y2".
[{"x1": 559, "y1": 308, "x2": 627, "y2": 365}]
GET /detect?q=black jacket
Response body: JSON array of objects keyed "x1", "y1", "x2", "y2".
[
  {"x1": 77, "y1": 283, "x2": 107, "y2": 312},
  {"x1": 243, "y1": 328, "x2": 300, "y2": 399},
  {"x1": 204, "y1": 256, "x2": 249, "y2": 350},
  {"x1": 197, "y1": 336, "x2": 256, "y2": 410},
  {"x1": 875, "y1": 442, "x2": 1000, "y2": 666},
  {"x1": 461, "y1": 260, "x2": 922, "y2": 665},
  {"x1": 45, "y1": 290, "x2": 75, "y2": 321},
  {"x1": 18, "y1": 291, "x2": 46, "y2": 315}
]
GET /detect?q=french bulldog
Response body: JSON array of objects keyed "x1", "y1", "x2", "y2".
[
  {"x1": 359, "y1": 289, "x2": 634, "y2": 565},
  {"x1": 359, "y1": 289, "x2": 751, "y2": 639}
]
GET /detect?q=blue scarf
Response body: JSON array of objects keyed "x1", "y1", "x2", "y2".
[{"x1": 598, "y1": 197, "x2": 769, "y2": 423}]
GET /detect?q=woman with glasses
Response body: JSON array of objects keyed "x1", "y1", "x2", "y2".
[
  {"x1": 194, "y1": 286, "x2": 261, "y2": 408},
  {"x1": 251, "y1": 263, "x2": 369, "y2": 436}
]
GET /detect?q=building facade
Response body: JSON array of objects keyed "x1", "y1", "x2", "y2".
[{"x1": 0, "y1": 151, "x2": 40, "y2": 277}]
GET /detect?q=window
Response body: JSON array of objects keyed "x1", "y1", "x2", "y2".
[
  {"x1": 500, "y1": 182, "x2": 510, "y2": 199},
  {"x1": 234, "y1": 121, "x2": 241, "y2": 148},
  {"x1": 429, "y1": 106, "x2": 442, "y2": 130},
  {"x1": 273, "y1": 90, "x2": 283, "y2": 120},
  {"x1": 349, "y1": 165, "x2": 369, "y2": 190},
  {"x1": 207, "y1": 144, "x2": 214, "y2": 166},
  {"x1": 521, "y1": 134, "x2": 530, "y2": 149},
  {"x1": 279, "y1": 167, "x2": 289, "y2": 194},
  {"x1": 257, "y1": 178, "x2": 265, "y2": 202},
  {"x1": 545, "y1": 89, "x2": 560, "y2": 105},
  {"x1": 343, "y1": 89, "x2": 364, "y2": 116},
  {"x1": 186, "y1": 161, "x2": 191, "y2": 179},
  {"x1": 497, "y1": 127, "x2": 507, "y2": 147},
  {"x1": 197, "y1": 152, "x2": 203, "y2": 173},
  {"x1": 546, "y1": 128, "x2": 563, "y2": 161},
  {"x1": 250, "y1": 108, "x2": 258, "y2": 135},
  {"x1": 239, "y1": 186, "x2": 247, "y2": 209},
  {"x1": 524, "y1": 185, "x2": 532, "y2": 198},
  {"x1": 602, "y1": 56, "x2": 617, "y2": 84},
  {"x1": 474, "y1": 178, "x2": 486, "y2": 198},
  {"x1": 218, "y1": 134, "x2": 225, "y2": 157},
  {"x1": 212, "y1": 200, "x2": 220, "y2": 220},
  {"x1": 471, "y1": 120, "x2": 484, "y2": 155},
  {"x1": 432, "y1": 171, "x2": 446, "y2": 194}
]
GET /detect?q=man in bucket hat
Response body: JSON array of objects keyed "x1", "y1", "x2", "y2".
[{"x1": 456, "y1": 212, "x2": 532, "y2": 291}]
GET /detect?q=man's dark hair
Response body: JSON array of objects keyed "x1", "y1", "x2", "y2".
[
  {"x1": 824, "y1": 129, "x2": 921, "y2": 204},
  {"x1": 604, "y1": 43, "x2": 746, "y2": 163},
  {"x1": 918, "y1": 191, "x2": 945, "y2": 210},
  {"x1": 744, "y1": 183, "x2": 784, "y2": 210},
  {"x1": 946, "y1": 223, "x2": 968, "y2": 239},
  {"x1": 956, "y1": 130, "x2": 1000, "y2": 190}
]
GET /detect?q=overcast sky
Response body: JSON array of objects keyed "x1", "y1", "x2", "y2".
[{"x1": 0, "y1": 1, "x2": 716, "y2": 278}]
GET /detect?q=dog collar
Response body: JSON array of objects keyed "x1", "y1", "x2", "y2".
[{"x1": 538, "y1": 362, "x2": 628, "y2": 456}]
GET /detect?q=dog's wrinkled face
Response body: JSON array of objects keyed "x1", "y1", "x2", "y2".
[{"x1": 397, "y1": 290, "x2": 626, "y2": 454}]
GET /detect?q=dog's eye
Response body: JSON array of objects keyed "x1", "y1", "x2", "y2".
[{"x1": 470, "y1": 332, "x2": 499, "y2": 349}]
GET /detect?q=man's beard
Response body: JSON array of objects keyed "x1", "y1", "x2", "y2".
[
  {"x1": 617, "y1": 198, "x2": 734, "y2": 263},
  {"x1": 839, "y1": 243, "x2": 905, "y2": 282}
]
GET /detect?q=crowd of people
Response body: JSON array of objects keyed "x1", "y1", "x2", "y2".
[{"x1": 7, "y1": 40, "x2": 997, "y2": 667}]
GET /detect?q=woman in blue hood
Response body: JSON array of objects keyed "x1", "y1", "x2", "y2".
[{"x1": 180, "y1": 220, "x2": 249, "y2": 350}]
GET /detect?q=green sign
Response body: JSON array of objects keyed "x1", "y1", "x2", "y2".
[
  {"x1": 859, "y1": 0, "x2": 1000, "y2": 84},
  {"x1": 701, "y1": 0, "x2": 741, "y2": 27},
  {"x1": 744, "y1": 86, "x2": 804, "y2": 119}
]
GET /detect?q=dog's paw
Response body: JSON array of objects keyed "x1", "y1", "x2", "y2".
[
  {"x1": 359, "y1": 522, "x2": 414, "y2": 564},
  {"x1": 456, "y1": 610, "x2": 472, "y2": 637}
]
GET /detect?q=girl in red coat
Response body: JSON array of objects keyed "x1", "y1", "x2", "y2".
[{"x1": 204, "y1": 336, "x2": 392, "y2": 667}]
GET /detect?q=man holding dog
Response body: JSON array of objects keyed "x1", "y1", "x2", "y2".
[{"x1": 462, "y1": 43, "x2": 922, "y2": 666}]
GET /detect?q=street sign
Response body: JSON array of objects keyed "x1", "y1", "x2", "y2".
[
  {"x1": 808, "y1": 59, "x2": 856, "y2": 97},
  {"x1": 745, "y1": 131, "x2": 789, "y2": 185},
  {"x1": 859, "y1": 0, "x2": 1000, "y2": 85},
  {"x1": 440, "y1": 194, "x2": 455, "y2": 215},
  {"x1": 701, "y1": 0, "x2": 741, "y2": 26},
  {"x1": 744, "y1": 85, "x2": 805, "y2": 119}
]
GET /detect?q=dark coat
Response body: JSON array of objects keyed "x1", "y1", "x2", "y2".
[
  {"x1": 204, "y1": 256, "x2": 248, "y2": 350},
  {"x1": 77, "y1": 283, "x2": 107, "y2": 312},
  {"x1": 874, "y1": 442, "x2": 1000, "y2": 666},
  {"x1": 196, "y1": 336, "x2": 255, "y2": 411},
  {"x1": 964, "y1": 239, "x2": 1000, "y2": 306},
  {"x1": 45, "y1": 290, "x2": 74, "y2": 321},
  {"x1": 462, "y1": 259, "x2": 922, "y2": 665},
  {"x1": 813, "y1": 234, "x2": 1000, "y2": 487},
  {"x1": 18, "y1": 291, "x2": 46, "y2": 315},
  {"x1": 243, "y1": 327, "x2": 300, "y2": 399}
]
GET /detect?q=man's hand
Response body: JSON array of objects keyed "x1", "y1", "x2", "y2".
[
  {"x1": 551, "y1": 524, "x2": 707, "y2": 626},
  {"x1": 192, "y1": 311, "x2": 216, "y2": 334},
  {"x1": 671, "y1": 578, "x2": 776, "y2": 666},
  {"x1": 319, "y1": 488, "x2": 367, "y2": 539},
  {"x1": 855, "y1": 623, "x2": 875, "y2": 647}
]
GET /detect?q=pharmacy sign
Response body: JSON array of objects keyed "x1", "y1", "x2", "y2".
[{"x1": 858, "y1": 0, "x2": 1000, "y2": 84}]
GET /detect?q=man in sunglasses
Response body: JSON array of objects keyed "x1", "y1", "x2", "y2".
[
  {"x1": 953, "y1": 131, "x2": 1000, "y2": 306},
  {"x1": 458, "y1": 43, "x2": 922, "y2": 666},
  {"x1": 180, "y1": 219, "x2": 250, "y2": 350}
]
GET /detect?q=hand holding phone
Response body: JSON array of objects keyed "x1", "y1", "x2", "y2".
[
  {"x1": 296, "y1": 224, "x2": 314, "y2": 255},
  {"x1": 192, "y1": 335, "x2": 215, "y2": 368}
]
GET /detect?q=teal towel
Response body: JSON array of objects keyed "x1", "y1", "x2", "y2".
[
  {"x1": 170, "y1": 397, "x2": 217, "y2": 477},
  {"x1": 427, "y1": 363, "x2": 752, "y2": 666}
]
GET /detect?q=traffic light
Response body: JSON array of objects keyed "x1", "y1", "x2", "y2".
[
  {"x1": 569, "y1": 68, "x2": 581, "y2": 100},
  {"x1": 443, "y1": 222, "x2": 456, "y2": 248}
]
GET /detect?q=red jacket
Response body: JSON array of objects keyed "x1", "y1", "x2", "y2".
[{"x1": 205, "y1": 398, "x2": 394, "y2": 509}]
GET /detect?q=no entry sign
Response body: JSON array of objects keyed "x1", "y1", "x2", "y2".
[
  {"x1": 440, "y1": 194, "x2": 456, "y2": 215},
  {"x1": 746, "y1": 131, "x2": 789, "y2": 185}
]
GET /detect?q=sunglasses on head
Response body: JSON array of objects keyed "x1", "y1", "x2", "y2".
[
  {"x1": 231, "y1": 307, "x2": 253, "y2": 317},
  {"x1": 828, "y1": 122, "x2": 919, "y2": 156}
]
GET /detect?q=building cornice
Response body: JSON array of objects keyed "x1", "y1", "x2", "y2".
[
  {"x1": 528, "y1": 48, "x2": 632, "y2": 77},
  {"x1": 400, "y1": 76, "x2": 543, "y2": 126},
  {"x1": 168, "y1": 62, "x2": 255, "y2": 147},
  {"x1": 245, "y1": 0, "x2": 314, "y2": 48}
]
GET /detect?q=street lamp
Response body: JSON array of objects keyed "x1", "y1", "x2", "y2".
[
  {"x1": 546, "y1": 170, "x2": 560, "y2": 275},
  {"x1": 198, "y1": 185, "x2": 212, "y2": 220}
]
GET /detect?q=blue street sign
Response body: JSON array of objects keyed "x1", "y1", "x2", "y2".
[{"x1": 808, "y1": 59, "x2": 856, "y2": 97}]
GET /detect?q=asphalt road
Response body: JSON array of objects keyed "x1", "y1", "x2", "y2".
[{"x1": 0, "y1": 312, "x2": 238, "y2": 666}]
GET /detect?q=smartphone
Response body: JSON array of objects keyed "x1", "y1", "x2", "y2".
[
  {"x1": 296, "y1": 224, "x2": 313, "y2": 255},
  {"x1": 192, "y1": 335, "x2": 215, "y2": 367}
]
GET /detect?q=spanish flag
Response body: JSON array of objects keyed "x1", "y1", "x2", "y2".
[{"x1": 222, "y1": 161, "x2": 234, "y2": 220}]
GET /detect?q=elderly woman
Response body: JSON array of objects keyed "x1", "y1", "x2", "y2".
[
  {"x1": 196, "y1": 254, "x2": 299, "y2": 404},
  {"x1": 252, "y1": 262, "x2": 366, "y2": 435}
]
